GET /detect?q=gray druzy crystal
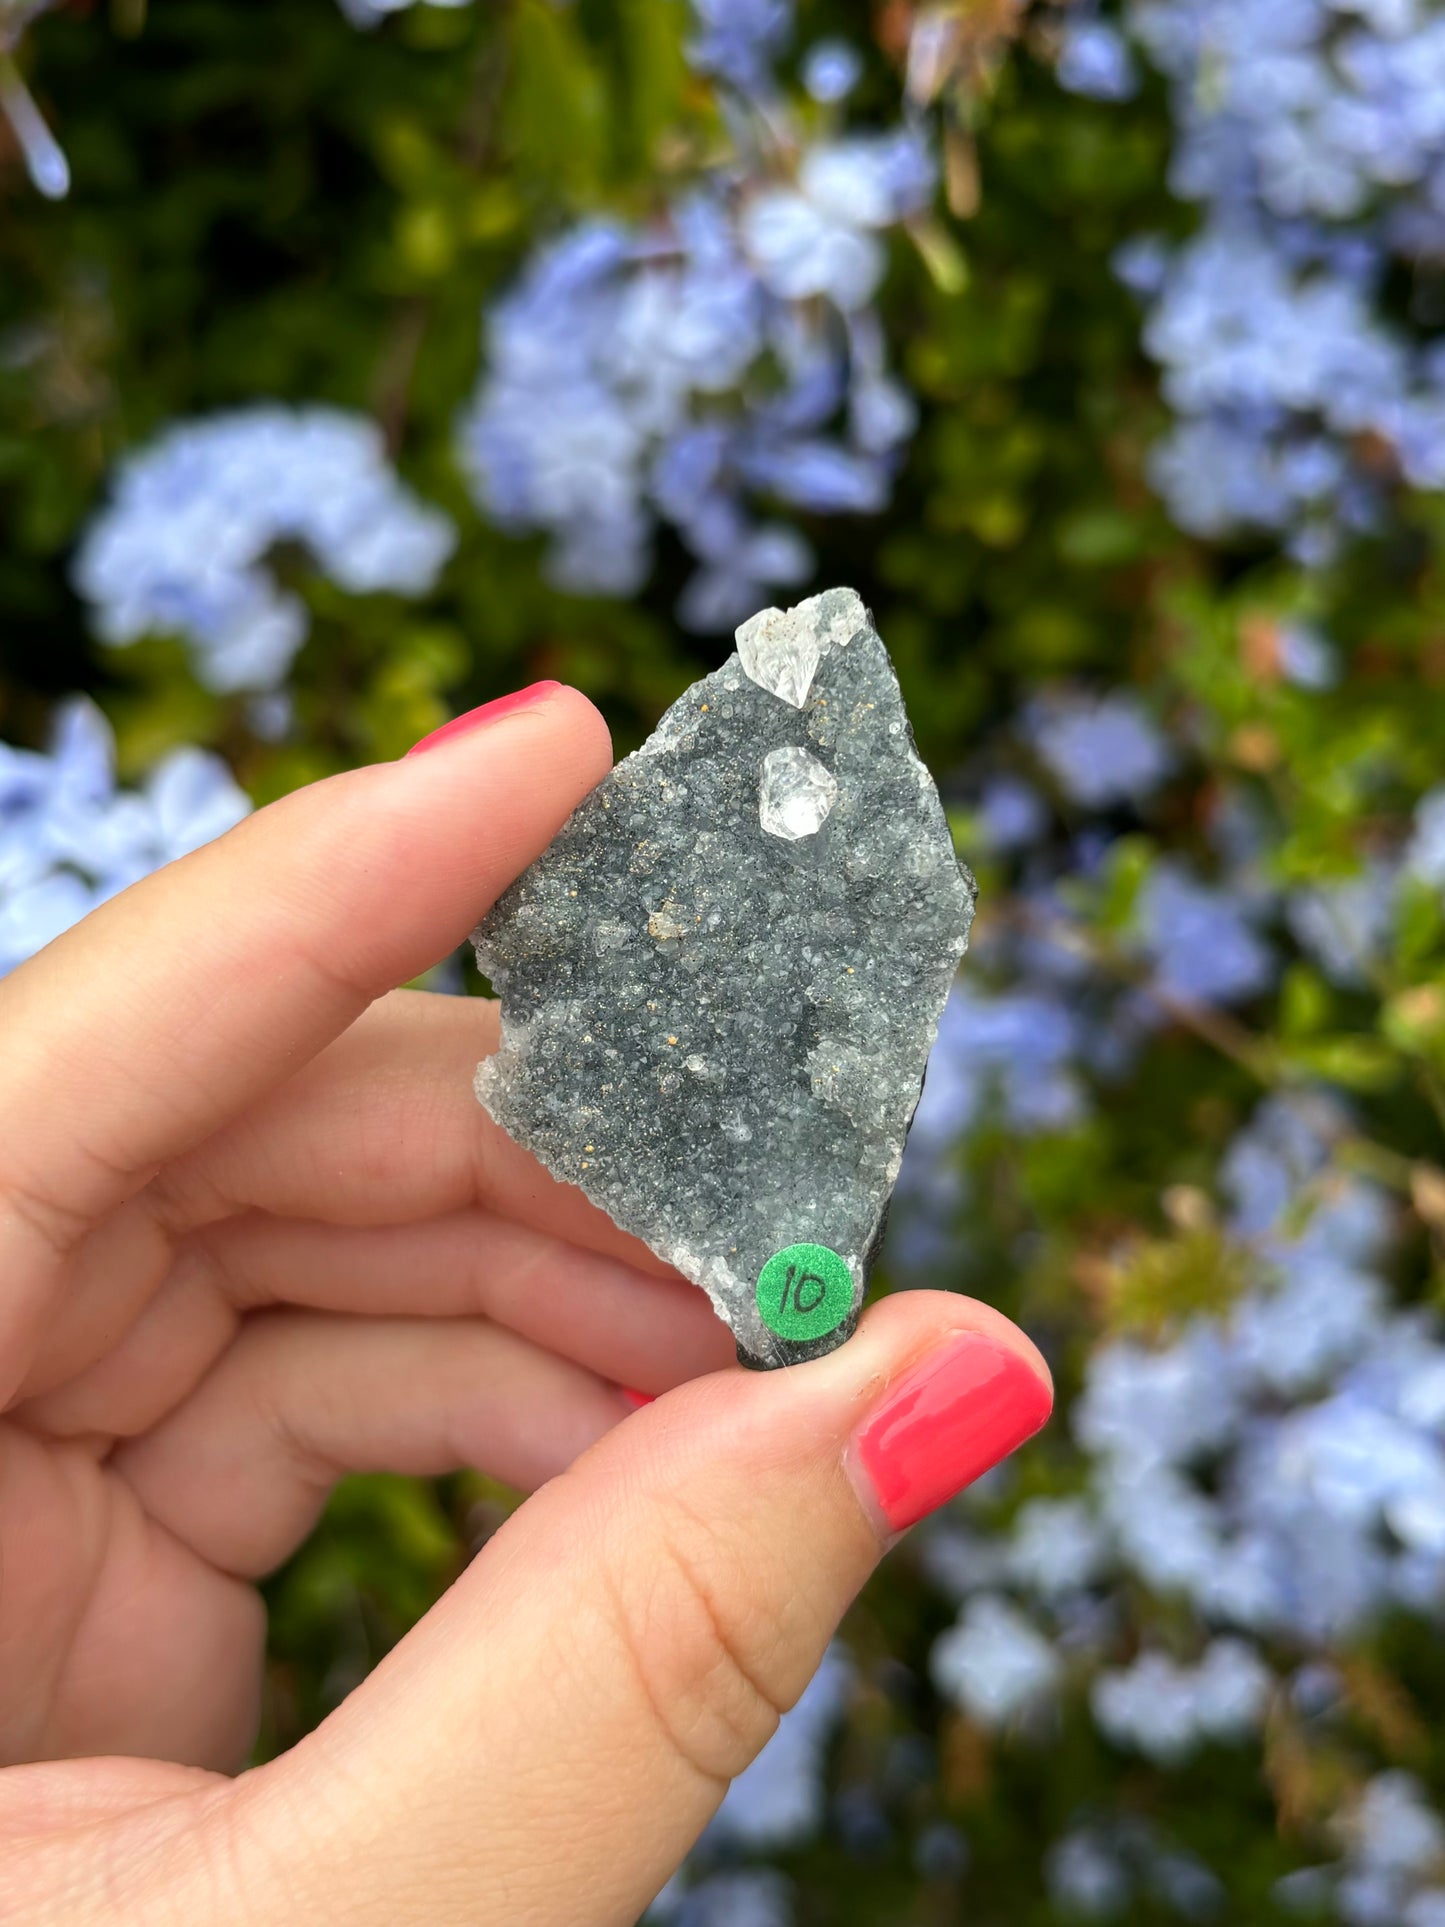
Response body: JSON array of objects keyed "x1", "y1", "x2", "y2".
[{"x1": 472, "y1": 588, "x2": 977, "y2": 1369}]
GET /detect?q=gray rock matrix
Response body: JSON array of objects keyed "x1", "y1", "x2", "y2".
[{"x1": 472, "y1": 589, "x2": 977, "y2": 1369}]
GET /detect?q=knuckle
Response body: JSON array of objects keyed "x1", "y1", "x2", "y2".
[
  {"x1": 606, "y1": 1498, "x2": 790, "y2": 1789},
  {"x1": 0, "y1": 1173, "x2": 88, "y2": 1270}
]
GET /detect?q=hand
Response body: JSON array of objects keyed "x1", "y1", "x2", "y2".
[{"x1": 0, "y1": 683, "x2": 1051, "y2": 1924}]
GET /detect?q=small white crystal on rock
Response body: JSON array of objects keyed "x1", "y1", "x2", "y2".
[
  {"x1": 736, "y1": 588, "x2": 867, "y2": 709},
  {"x1": 760, "y1": 746, "x2": 838, "y2": 841}
]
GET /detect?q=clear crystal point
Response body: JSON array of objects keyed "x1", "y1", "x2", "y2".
[
  {"x1": 759, "y1": 745, "x2": 838, "y2": 840},
  {"x1": 735, "y1": 587, "x2": 868, "y2": 709}
]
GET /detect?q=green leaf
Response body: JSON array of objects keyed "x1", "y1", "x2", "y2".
[
  {"x1": 502, "y1": 0, "x2": 608, "y2": 196},
  {"x1": 1285, "y1": 1036, "x2": 1401, "y2": 1092},
  {"x1": 1280, "y1": 964, "x2": 1334, "y2": 1039}
]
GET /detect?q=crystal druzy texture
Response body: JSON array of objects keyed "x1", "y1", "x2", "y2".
[{"x1": 472, "y1": 589, "x2": 977, "y2": 1368}]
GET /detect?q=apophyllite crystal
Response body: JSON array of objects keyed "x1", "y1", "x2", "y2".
[
  {"x1": 472, "y1": 589, "x2": 976, "y2": 1367},
  {"x1": 759, "y1": 745, "x2": 839, "y2": 842}
]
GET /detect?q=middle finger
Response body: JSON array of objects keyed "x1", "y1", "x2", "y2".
[
  {"x1": 154, "y1": 989, "x2": 674, "y2": 1274},
  {"x1": 19, "y1": 1208, "x2": 732, "y2": 1440}
]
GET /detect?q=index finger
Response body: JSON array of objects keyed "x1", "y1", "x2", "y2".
[{"x1": 0, "y1": 688, "x2": 611, "y2": 1355}]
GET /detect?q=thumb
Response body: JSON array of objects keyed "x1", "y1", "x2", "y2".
[{"x1": 232, "y1": 1292, "x2": 1051, "y2": 1926}]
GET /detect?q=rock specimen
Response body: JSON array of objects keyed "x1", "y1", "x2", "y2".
[{"x1": 472, "y1": 588, "x2": 977, "y2": 1368}]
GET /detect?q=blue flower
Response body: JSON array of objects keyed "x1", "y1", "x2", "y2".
[
  {"x1": 1278, "y1": 618, "x2": 1339, "y2": 687},
  {"x1": 739, "y1": 131, "x2": 932, "y2": 310},
  {"x1": 932, "y1": 1596, "x2": 1061, "y2": 1726},
  {"x1": 687, "y1": 0, "x2": 792, "y2": 96},
  {"x1": 75, "y1": 408, "x2": 456, "y2": 692},
  {"x1": 673, "y1": 510, "x2": 812, "y2": 634},
  {"x1": 735, "y1": 438, "x2": 889, "y2": 512},
  {"x1": 918, "y1": 982, "x2": 1086, "y2": 1142},
  {"x1": 1008, "y1": 1497, "x2": 1108, "y2": 1596},
  {"x1": 978, "y1": 775, "x2": 1050, "y2": 852},
  {"x1": 802, "y1": 39, "x2": 863, "y2": 104},
  {"x1": 0, "y1": 699, "x2": 249, "y2": 977},
  {"x1": 1404, "y1": 786, "x2": 1445, "y2": 887},
  {"x1": 1027, "y1": 691, "x2": 1173, "y2": 808},
  {"x1": 649, "y1": 1871, "x2": 793, "y2": 1927},
  {"x1": 1057, "y1": 19, "x2": 1139, "y2": 102},
  {"x1": 1113, "y1": 232, "x2": 1171, "y2": 297},
  {"x1": 1091, "y1": 1640, "x2": 1272, "y2": 1764},
  {"x1": 1, "y1": 3, "x2": 68, "y2": 198},
  {"x1": 1047, "y1": 1830, "x2": 1133, "y2": 1919},
  {"x1": 1137, "y1": 861, "x2": 1274, "y2": 1005},
  {"x1": 1286, "y1": 867, "x2": 1395, "y2": 986},
  {"x1": 460, "y1": 105, "x2": 929, "y2": 629}
]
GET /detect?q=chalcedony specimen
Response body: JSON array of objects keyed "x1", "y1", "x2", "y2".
[{"x1": 472, "y1": 589, "x2": 977, "y2": 1368}]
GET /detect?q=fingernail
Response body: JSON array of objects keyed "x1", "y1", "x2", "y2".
[
  {"x1": 848, "y1": 1335, "x2": 1052, "y2": 1536},
  {"x1": 406, "y1": 681, "x2": 562, "y2": 757},
  {"x1": 620, "y1": 1387, "x2": 655, "y2": 1410}
]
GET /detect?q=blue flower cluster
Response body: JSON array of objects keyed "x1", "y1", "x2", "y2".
[
  {"x1": 0, "y1": 698, "x2": 249, "y2": 976},
  {"x1": 1046, "y1": 1817, "x2": 1223, "y2": 1920},
  {"x1": 1061, "y1": 0, "x2": 1445, "y2": 560},
  {"x1": 896, "y1": 682, "x2": 1274, "y2": 1226},
  {"x1": 914, "y1": 1084, "x2": 1445, "y2": 1909},
  {"x1": 459, "y1": 1, "x2": 929, "y2": 630},
  {"x1": 75, "y1": 407, "x2": 456, "y2": 694},
  {"x1": 1, "y1": 0, "x2": 68, "y2": 198},
  {"x1": 881, "y1": 637, "x2": 1445, "y2": 1905},
  {"x1": 1279, "y1": 1772, "x2": 1445, "y2": 1926},
  {"x1": 1091, "y1": 1639, "x2": 1273, "y2": 1764}
]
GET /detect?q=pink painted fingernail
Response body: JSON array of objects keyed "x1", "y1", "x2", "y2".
[
  {"x1": 849, "y1": 1335, "x2": 1052, "y2": 1535},
  {"x1": 406, "y1": 681, "x2": 562, "y2": 756},
  {"x1": 620, "y1": 1387, "x2": 655, "y2": 1410}
]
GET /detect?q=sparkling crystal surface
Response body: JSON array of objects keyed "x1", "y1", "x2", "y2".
[
  {"x1": 735, "y1": 594, "x2": 864, "y2": 709},
  {"x1": 472, "y1": 587, "x2": 977, "y2": 1368},
  {"x1": 760, "y1": 745, "x2": 838, "y2": 841}
]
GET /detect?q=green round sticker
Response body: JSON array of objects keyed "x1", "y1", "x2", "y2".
[{"x1": 756, "y1": 1243, "x2": 854, "y2": 1342}]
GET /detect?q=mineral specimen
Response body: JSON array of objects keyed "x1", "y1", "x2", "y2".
[
  {"x1": 759, "y1": 746, "x2": 838, "y2": 842},
  {"x1": 472, "y1": 588, "x2": 977, "y2": 1368}
]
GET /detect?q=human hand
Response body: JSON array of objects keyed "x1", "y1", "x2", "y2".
[{"x1": 0, "y1": 682, "x2": 1051, "y2": 1924}]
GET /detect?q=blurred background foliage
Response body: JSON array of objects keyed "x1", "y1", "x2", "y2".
[
  {"x1": 9, "y1": 2, "x2": 1445, "y2": 1923},
  {"x1": 3, "y1": 0, "x2": 1190, "y2": 773}
]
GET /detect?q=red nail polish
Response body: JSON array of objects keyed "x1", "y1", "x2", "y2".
[
  {"x1": 851, "y1": 1335, "x2": 1052, "y2": 1535},
  {"x1": 620, "y1": 1387, "x2": 655, "y2": 1410},
  {"x1": 406, "y1": 681, "x2": 562, "y2": 756}
]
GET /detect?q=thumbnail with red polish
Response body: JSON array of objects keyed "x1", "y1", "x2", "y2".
[
  {"x1": 852, "y1": 1334, "x2": 1053, "y2": 1534},
  {"x1": 407, "y1": 680, "x2": 561, "y2": 756}
]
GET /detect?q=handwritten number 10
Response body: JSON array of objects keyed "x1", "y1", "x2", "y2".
[{"x1": 779, "y1": 1265, "x2": 827, "y2": 1315}]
